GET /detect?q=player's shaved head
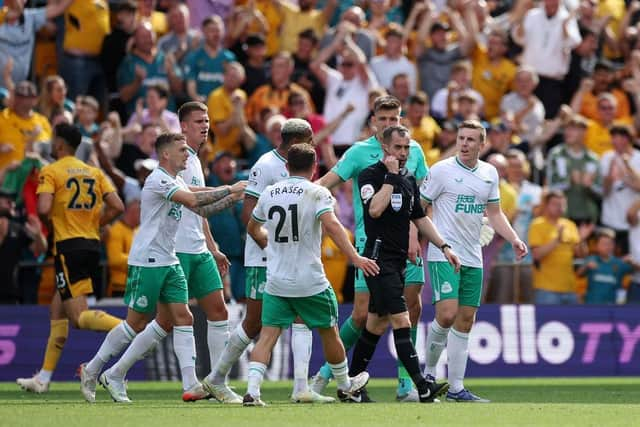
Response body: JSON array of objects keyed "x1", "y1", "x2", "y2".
[
  {"x1": 155, "y1": 133, "x2": 186, "y2": 155},
  {"x1": 287, "y1": 143, "x2": 316, "y2": 174},
  {"x1": 281, "y1": 118, "x2": 313, "y2": 148}
]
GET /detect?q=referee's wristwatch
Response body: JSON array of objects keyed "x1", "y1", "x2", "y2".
[{"x1": 439, "y1": 243, "x2": 452, "y2": 253}]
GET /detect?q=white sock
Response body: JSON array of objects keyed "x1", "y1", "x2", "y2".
[
  {"x1": 173, "y1": 326, "x2": 198, "y2": 390},
  {"x1": 291, "y1": 323, "x2": 312, "y2": 394},
  {"x1": 85, "y1": 321, "x2": 136, "y2": 377},
  {"x1": 109, "y1": 320, "x2": 167, "y2": 379},
  {"x1": 424, "y1": 320, "x2": 450, "y2": 378},
  {"x1": 37, "y1": 370, "x2": 52, "y2": 383},
  {"x1": 328, "y1": 359, "x2": 350, "y2": 391},
  {"x1": 247, "y1": 361, "x2": 266, "y2": 398},
  {"x1": 207, "y1": 320, "x2": 229, "y2": 372},
  {"x1": 208, "y1": 324, "x2": 251, "y2": 384},
  {"x1": 447, "y1": 328, "x2": 469, "y2": 393}
]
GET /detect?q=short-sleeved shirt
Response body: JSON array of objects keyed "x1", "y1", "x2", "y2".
[
  {"x1": 63, "y1": 0, "x2": 110, "y2": 55},
  {"x1": 279, "y1": 2, "x2": 325, "y2": 53},
  {"x1": 117, "y1": 52, "x2": 181, "y2": 115},
  {"x1": 207, "y1": 86, "x2": 246, "y2": 157},
  {"x1": 252, "y1": 177, "x2": 333, "y2": 297},
  {"x1": 0, "y1": 8, "x2": 47, "y2": 86},
  {"x1": 417, "y1": 45, "x2": 463, "y2": 99},
  {"x1": 37, "y1": 156, "x2": 115, "y2": 249},
  {"x1": 528, "y1": 216, "x2": 580, "y2": 293},
  {"x1": 470, "y1": 44, "x2": 517, "y2": 120},
  {"x1": 332, "y1": 135, "x2": 427, "y2": 245},
  {"x1": 0, "y1": 108, "x2": 51, "y2": 170},
  {"x1": 244, "y1": 149, "x2": 289, "y2": 266},
  {"x1": 322, "y1": 68, "x2": 374, "y2": 145},
  {"x1": 358, "y1": 162, "x2": 425, "y2": 261},
  {"x1": 584, "y1": 255, "x2": 632, "y2": 304},
  {"x1": 600, "y1": 149, "x2": 640, "y2": 230},
  {"x1": 183, "y1": 47, "x2": 235, "y2": 98},
  {"x1": 420, "y1": 156, "x2": 500, "y2": 268},
  {"x1": 128, "y1": 167, "x2": 188, "y2": 267},
  {"x1": 175, "y1": 147, "x2": 207, "y2": 255}
]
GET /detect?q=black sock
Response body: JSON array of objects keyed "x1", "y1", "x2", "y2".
[
  {"x1": 393, "y1": 327, "x2": 428, "y2": 394},
  {"x1": 349, "y1": 328, "x2": 381, "y2": 377}
]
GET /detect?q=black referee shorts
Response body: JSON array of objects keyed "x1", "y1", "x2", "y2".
[{"x1": 365, "y1": 259, "x2": 407, "y2": 316}]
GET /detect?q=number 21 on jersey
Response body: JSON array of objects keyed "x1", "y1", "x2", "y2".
[{"x1": 268, "y1": 204, "x2": 299, "y2": 242}]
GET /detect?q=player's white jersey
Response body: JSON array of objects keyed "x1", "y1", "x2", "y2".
[
  {"x1": 252, "y1": 177, "x2": 334, "y2": 297},
  {"x1": 244, "y1": 150, "x2": 289, "y2": 267},
  {"x1": 420, "y1": 156, "x2": 500, "y2": 268},
  {"x1": 175, "y1": 146, "x2": 207, "y2": 254},
  {"x1": 128, "y1": 167, "x2": 188, "y2": 267}
]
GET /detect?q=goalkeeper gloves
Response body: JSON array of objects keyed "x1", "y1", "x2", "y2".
[{"x1": 479, "y1": 217, "x2": 495, "y2": 246}]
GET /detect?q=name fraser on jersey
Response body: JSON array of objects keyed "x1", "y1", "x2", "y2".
[{"x1": 269, "y1": 185, "x2": 304, "y2": 197}]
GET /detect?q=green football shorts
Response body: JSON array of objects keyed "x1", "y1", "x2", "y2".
[
  {"x1": 124, "y1": 264, "x2": 188, "y2": 314},
  {"x1": 262, "y1": 287, "x2": 339, "y2": 329},
  {"x1": 428, "y1": 261, "x2": 483, "y2": 307},
  {"x1": 177, "y1": 252, "x2": 223, "y2": 299}
]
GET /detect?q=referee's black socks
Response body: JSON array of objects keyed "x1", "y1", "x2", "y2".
[
  {"x1": 393, "y1": 327, "x2": 429, "y2": 394},
  {"x1": 349, "y1": 328, "x2": 381, "y2": 376}
]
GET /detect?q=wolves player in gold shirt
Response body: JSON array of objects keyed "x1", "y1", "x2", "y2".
[{"x1": 17, "y1": 124, "x2": 124, "y2": 393}]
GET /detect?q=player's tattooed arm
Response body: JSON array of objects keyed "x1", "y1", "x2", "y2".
[
  {"x1": 193, "y1": 187, "x2": 231, "y2": 205},
  {"x1": 188, "y1": 192, "x2": 244, "y2": 217}
]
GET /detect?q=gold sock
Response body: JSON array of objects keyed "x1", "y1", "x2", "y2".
[
  {"x1": 77, "y1": 310, "x2": 122, "y2": 332},
  {"x1": 42, "y1": 319, "x2": 69, "y2": 372}
]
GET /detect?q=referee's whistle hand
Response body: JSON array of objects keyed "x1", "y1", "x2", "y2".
[{"x1": 354, "y1": 255, "x2": 380, "y2": 277}]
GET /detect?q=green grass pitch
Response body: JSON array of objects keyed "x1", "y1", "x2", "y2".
[{"x1": 3, "y1": 378, "x2": 640, "y2": 426}]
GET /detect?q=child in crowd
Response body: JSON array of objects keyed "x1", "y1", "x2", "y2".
[{"x1": 578, "y1": 229, "x2": 633, "y2": 304}]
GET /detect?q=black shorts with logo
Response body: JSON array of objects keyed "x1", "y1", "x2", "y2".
[{"x1": 365, "y1": 258, "x2": 407, "y2": 316}]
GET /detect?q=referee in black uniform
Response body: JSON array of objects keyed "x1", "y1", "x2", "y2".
[{"x1": 349, "y1": 125, "x2": 461, "y2": 402}]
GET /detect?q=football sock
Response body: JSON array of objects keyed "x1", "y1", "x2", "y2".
[
  {"x1": 173, "y1": 326, "x2": 198, "y2": 391},
  {"x1": 393, "y1": 327, "x2": 428, "y2": 394},
  {"x1": 349, "y1": 328, "x2": 381, "y2": 376},
  {"x1": 291, "y1": 323, "x2": 312, "y2": 394},
  {"x1": 424, "y1": 319, "x2": 449, "y2": 378},
  {"x1": 77, "y1": 310, "x2": 121, "y2": 332},
  {"x1": 109, "y1": 320, "x2": 167, "y2": 379},
  {"x1": 85, "y1": 321, "x2": 136, "y2": 377},
  {"x1": 41, "y1": 319, "x2": 69, "y2": 378},
  {"x1": 339, "y1": 316, "x2": 363, "y2": 351},
  {"x1": 328, "y1": 359, "x2": 351, "y2": 391},
  {"x1": 209, "y1": 324, "x2": 251, "y2": 384},
  {"x1": 247, "y1": 361, "x2": 267, "y2": 398},
  {"x1": 207, "y1": 320, "x2": 229, "y2": 372},
  {"x1": 37, "y1": 369, "x2": 52, "y2": 383},
  {"x1": 447, "y1": 328, "x2": 470, "y2": 393},
  {"x1": 319, "y1": 317, "x2": 362, "y2": 380},
  {"x1": 396, "y1": 326, "x2": 419, "y2": 390}
]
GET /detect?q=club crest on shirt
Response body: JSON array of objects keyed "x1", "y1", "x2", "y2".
[{"x1": 391, "y1": 193, "x2": 402, "y2": 211}]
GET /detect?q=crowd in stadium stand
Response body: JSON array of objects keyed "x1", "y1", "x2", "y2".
[{"x1": 0, "y1": 0, "x2": 639, "y2": 306}]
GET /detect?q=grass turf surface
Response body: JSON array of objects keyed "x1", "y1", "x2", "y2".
[{"x1": 3, "y1": 378, "x2": 640, "y2": 426}]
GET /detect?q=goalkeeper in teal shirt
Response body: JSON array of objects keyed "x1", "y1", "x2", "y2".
[{"x1": 311, "y1": 96, "x2": 427, "y2": 401}]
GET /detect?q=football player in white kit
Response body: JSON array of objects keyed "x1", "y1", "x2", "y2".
[
  {"x1": 79, "y1": 133, "x2": 244, "y2": 403},
  {"x1": 242, "y1": 143, "x2": 378, "y2": 406},
  {"x1": 202, "y1": 118, "x2": 333, "y2": 403},
  {"x1": 420, "y1": 120, "x2": 527, "y2": 402}
]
